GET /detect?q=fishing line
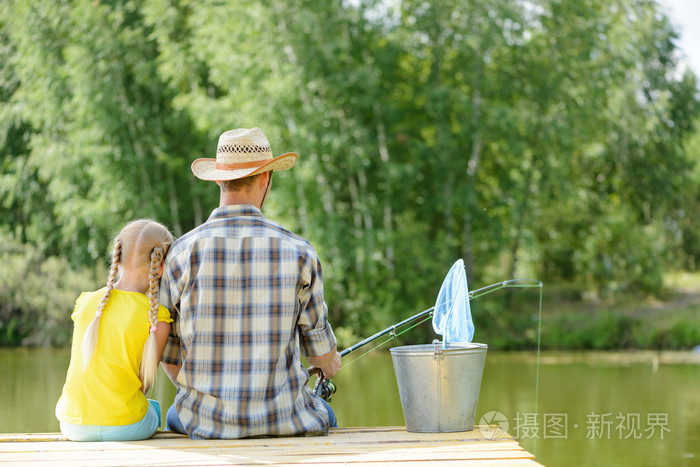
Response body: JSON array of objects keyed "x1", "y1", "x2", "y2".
[
  {"x1": 466, "y1": 278, "x2": 543, "y2": 456},
  {"x1": 467, "y1": 279, "x2": 543, "y2": 455},
  {"x1": 533, "y1": 282, "x2": 544, "y2": 457},
  {"x1": 317, "y1": 276, "x2": 544, "y2": 456}
]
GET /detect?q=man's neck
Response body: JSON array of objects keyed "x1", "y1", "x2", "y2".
[
  {"x1": 219, "y1": 172, "x2": 270, "y2": 209},
  {"x1": 219, "y1": 190, "x2": 260, "y2": 209}
]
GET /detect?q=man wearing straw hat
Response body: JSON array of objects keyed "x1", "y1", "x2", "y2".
[{"x1": 159, "y1": 128, "x2": 341, "y2": 439}]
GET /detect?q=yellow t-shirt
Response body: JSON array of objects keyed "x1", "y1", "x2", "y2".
[{"x1": 56, "y1": 288, "x2": 172, "y2": 425}]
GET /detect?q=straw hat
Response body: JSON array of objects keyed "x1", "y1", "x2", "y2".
[{"x1": 191, "y1": 128, "x2": 297, "y2": 181}]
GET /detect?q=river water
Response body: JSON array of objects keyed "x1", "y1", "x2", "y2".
[{"x1": 1, "y1": 347, "x2": 699, "y2": 466}]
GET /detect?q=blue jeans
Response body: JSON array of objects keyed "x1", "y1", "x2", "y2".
[
  {"x1": 165, "y1": 402, "x2": 186, "y2": 434},
  {"x1": 60, "y1": 399, "x2": 161, "y2": 442},
  {"x1": 165, "y1": 398, "x2": 338, "y2": 435},
  {"x1": 321, "y1": 398, "x2": 338, "y2": 428}
]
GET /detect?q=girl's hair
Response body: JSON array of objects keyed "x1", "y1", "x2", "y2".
[{"x1": 82, "y1": 219, "x2": 174, "y2": 392}]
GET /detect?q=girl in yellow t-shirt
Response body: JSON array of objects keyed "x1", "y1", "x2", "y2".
[{"x1": 56, "y1": 219, "x2": 174, "y2": 441}]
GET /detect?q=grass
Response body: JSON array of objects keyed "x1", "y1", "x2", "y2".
[{"x1": 471, "y1": 273, "x2": 700, "y2": 351}]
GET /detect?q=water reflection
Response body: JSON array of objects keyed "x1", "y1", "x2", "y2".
[
  {"x1": 481, "y1": 351, "x2": 700, "y2": 467},
  {"x1": 0, "y1": 347, "x2": 70, "y2": 433}
]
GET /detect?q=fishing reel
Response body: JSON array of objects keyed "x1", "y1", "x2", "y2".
[
  {"x1": 314, "y1": 378, "x2": 337, "y2": 402},
  {"x1": 309, "y1": 367, "x2": 337, "y2": 402}
]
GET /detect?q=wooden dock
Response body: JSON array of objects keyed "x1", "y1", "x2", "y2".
[{"x1": 0, "y1": 426, "x2": 541, "y2": 466}]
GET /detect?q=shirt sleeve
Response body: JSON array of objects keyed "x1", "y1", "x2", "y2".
[
  {"x1": 159, "y1": 256, "x2": 182, "y2": 365},
  {"x1": 70, "y1": 292, "x2": 89, "y2": 322},
  {"x1": 297, "y1": 251, "x2": 337, "y2": 358},
  {"x1": 161, "y1": 314, "x2": 182, "y2": 365},
  {"x1": 156, "y1": 305, "x2": 174, "y2": 324}
]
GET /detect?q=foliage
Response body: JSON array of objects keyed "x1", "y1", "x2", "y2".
[
  {"x1": 0, "y1": 233, "x2": 101, "y2": 346},
  {"x1": 1, "y1": 0, "x2": 699, "y2": 347},
  {"x1": 531, "y1": 294, "x2": 700, "y2": 351}
]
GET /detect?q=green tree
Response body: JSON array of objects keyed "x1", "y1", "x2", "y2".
[{"x1": 1, "y1": 0, "x2": 698, "y2": 346}]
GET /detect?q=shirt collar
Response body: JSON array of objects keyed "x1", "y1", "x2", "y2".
[{"x1": 207, "y1": 204, "x2": 264, "y2": 222}]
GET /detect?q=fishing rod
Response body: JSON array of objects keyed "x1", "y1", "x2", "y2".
[
  {"x1": 336, "y1": 279, "x2": 539, "y2": 361},
  {"x1": 467, "y1": 278, "x2": 542, "y2": 300},
  {"x1": 310, "y1": 306, "x2": 434, "y2": 401},
  {"x1": 312, "y1": 278, "x2": 543, "y2": 401},
  {"x1": 339, "y1": 306, "x2": 435, "y2": 358}
]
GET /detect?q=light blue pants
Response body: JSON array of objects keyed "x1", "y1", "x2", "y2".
[{"x1": 60, "y1": 399, "x2": 161, "y2": 442}]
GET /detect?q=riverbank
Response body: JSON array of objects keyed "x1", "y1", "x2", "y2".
[
  {"x1": 471, "y1": 272, "x2": 700, "y2": 351},
  {"x1": 536, "y1": 300, "x2": 700, "y2": 351},
  {"x1": 538, "y1": 273, "x2": 700, "y2": 351}
]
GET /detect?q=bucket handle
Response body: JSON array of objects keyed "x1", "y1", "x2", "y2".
[{"x1": 433, "y1": 341, "x2": 444, "y2": 360}]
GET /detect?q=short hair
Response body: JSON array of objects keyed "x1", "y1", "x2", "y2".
[{"x1": 220, "y1": 173, "x2": 263, "y2": 192}]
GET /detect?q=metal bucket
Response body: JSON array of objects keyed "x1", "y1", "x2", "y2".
[{"x1": 390, "y1": 342, "x2": 487, "y2": 433}]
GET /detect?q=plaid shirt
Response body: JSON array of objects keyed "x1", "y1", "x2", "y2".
[{"x1": 159, "y1": 204, "x2": 337, "y2": 439}]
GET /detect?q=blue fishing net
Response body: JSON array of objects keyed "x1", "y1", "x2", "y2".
[{"x1": 432, "y1": 259, "x2": 474, "y2": 346}]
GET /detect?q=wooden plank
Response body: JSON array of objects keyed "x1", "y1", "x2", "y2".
[
  {"x1": 0, "y1": 441, "x2": 527, "y2": 455},
  {"x1": 0, "y1": 427, "x2": 514, "y2": 452},
  {"x1": 0, "y1": 426, "x2": 542, "y2": 467},
  {"x1": 2, "y1": 461, "x2": 538, "y2": 467},
  {"x1": 1, "y1": 443, "x2": 534, "y2": 461},
  {"x1": 0, "y1": 426, "x2": 513, "y2": 444},
  {"x1": 2, "y1": 453, "x2": 539, "y2": 467}
]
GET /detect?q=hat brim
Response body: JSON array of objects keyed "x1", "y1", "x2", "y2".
[{"x1": 191, "y1": 152, "x2": 297, "y2": 181}]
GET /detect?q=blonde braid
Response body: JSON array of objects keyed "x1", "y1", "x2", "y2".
[
  {"x1": 139, "y1": 245, "x2": 164, "y2": 393},
  {"x1": 82, "y1": 237, "x2": 122, "y2": 369}
]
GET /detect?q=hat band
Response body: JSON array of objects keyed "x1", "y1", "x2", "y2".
[{"x1": 216, "y1": 159, "x2": 269, "y2": 170}]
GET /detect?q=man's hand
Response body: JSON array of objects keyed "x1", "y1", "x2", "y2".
[
  {"x1": 320, "y1": 349, "x2": 341, "y2": 378},
  {"x1": 307, "y1": 347, "x2": 342, "y2": 379}
]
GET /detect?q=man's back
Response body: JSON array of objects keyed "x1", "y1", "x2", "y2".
[{"x1": 160, "y1": 204, "x2": 337, "y2": 439}]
